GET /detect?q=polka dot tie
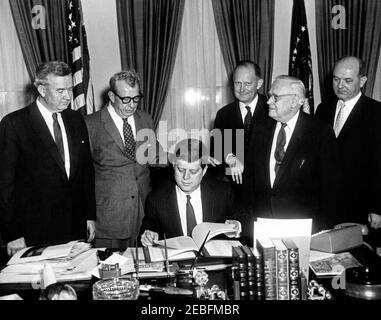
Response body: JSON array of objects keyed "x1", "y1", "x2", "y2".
[{"x1": 123, "y1": 118, "x2": 135, "y2": 160}]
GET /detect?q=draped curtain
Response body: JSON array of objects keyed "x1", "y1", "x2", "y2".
[
  {"x1": 116, "y1": 0, "x2": 137, "y2": 71},
  {"x1": 0, "y1": 1, "x2": 33, "y2": 120},
  {"x1": 316, "y1": 0, "x2": 381, "y2": 100},
  {"x1": 158, "y1": 0, "x2": 232, "y2": 150},
  {"x1": 9, "y1": 0, "x2": 69, "y2": 82},
  {"x1": 142, "y1": 0, "x2": 185, "y2": 128},
  {"x1": 211, "y1": 0, "x2": 275, "y2": 95}
]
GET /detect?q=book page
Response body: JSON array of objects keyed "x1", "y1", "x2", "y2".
[
  {"x1": 192, "y1": 223, "x2": 236, "y2": 248},
  {"x1": 154, "y1": 236, "x2": 198, "y2": 251},
  {"x1": 146, "y1": 246, "x2": 196, "y2": 262},
  {"x1": 7, "y1": 240, "x2": 85, "y2": 265},
  {"x1": 203, "y1": 239, "x2": 242, "y2": 257}
]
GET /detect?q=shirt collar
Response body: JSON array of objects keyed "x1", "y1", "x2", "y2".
[
  {"x1": 340, "y1": 92, "x2": 362, "y2": 109},
  {"x1": 175, "y1": 184, "x2": 202, "y2": 200},
  {"x1": 239, "y1": 94, "x2": 259, "y2": 114},
  {"x1": 280, "y1": 110, "x2": 300, "y2": 132},
  {"x1": 37, "y1": 98, "x2": 56, "y2": 121}
]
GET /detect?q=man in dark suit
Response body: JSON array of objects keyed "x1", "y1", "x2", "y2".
[
  {"x1": 316, "y1": 56, "x2": 381, "y2": 227},
  {"x1": 0, "y1": 61, "x2": 95, "y2": 256},
  {"x1": 140, "y1": 138, "x2": 240, "y2": 246},
  {"x1": 85, "y1": 70, "x2": 166, "y2": 250},
  {"x1": 242, "y1": 76, "x2": 342, "y2": 242},
  {"x1": 212, "y1": 60, "x2": 269, "y2": 186}
]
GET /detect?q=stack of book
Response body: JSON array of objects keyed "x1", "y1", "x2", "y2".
[{"x1": 232, "y1": 237, "x2": 302, "y2": 300}]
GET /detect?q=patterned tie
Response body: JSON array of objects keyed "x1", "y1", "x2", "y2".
[
  {"x1": 52, "y1": 113, "x2": 65, "y2": 162},
  {"x1": 334, "y1": 100, "x2": 345, "y2": 137},
  {"x1": 243, "y1": 106, "x2": 252, "y2": 151},
  {"x1": 274, "y1": 123, "x2": 287, "y2": 175},
  {"x1": 123, "y1": 118, "x2": 135, "y2": 160},
  {"x1": 186, "y1": 195, "x2": 197, "y2": 237}
]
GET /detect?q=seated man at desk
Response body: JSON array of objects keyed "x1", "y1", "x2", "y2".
[{"x1": 140, "y1": 138, "x2": 241, "y2": 246}]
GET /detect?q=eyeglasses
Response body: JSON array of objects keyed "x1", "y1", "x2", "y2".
[
  {"x1": 111, "y1": 91, "x2": 143, "y2": 104},
  {"x1": 268, "y1": 93, "x2": 295, "y2": 103}
]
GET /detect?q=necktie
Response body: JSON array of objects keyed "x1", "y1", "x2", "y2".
[
  {"x1": 123, "y1": 118, "x2": 135, "y2": 160},
  {"x1": 52, "y1": 113, "x2": 65, "y2": 162},
  {"x1": 274, "y1": 123, "x2": 287, "y2": 175},
  {"x1": 186, "y1": 195, "x2": 197, "y2": 237},
  {"x1": 334, "y1": 100, "x2": 345, "y2": 137},
  {"x1": 244, "y1": 106, "x2": 252, "y2": 151}
]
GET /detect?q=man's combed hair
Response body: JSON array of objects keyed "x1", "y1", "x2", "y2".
[
  {"x1": 34, "y1": 61, "x2": 72, "y2": 87},
  {"x1": 169, "y1": 138, "x2": 209, "y2": 168},
  {"x1": 234, "y1": 60, "x2": 262, "y2": 78},
  {"x1": 274, "y1": 75, "x2": 306, "y2": 97},
  {"x1": 110, "y1": 70, "x2": 140, "y2": 92}
]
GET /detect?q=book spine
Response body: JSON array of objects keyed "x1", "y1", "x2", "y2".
[
  {"x1": 238, "y1": 257, "x2": 248, "y2": 300},
  {"x1": 276, "y1": 248, "x2": 289, "y2": 300},
  {"x1": 242, "y1": 246, "x2": 256, "y2": 300},
  {"x1": 263, "y1": 247, "x2": 277, "y2": 300},
  {"x1": 288, "y1": 247, "x2": 300, "y2": 300},
  {"x1": 254, "y1": 249, "x2": 264, "y2": 300}
]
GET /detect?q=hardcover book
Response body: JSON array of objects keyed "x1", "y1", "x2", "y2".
[
  {"x1": 253, "y1": 247, "x2": 264, "y2": 300},
  {"x1": 232, "y1": 246, "x2": 248, "y2": 300},
  {"x1": 241, "y1": 245, "x2": 256, "y2": 300},
  {"x1": 256, "y1": 237, "x2": 276, "y2": 300},
  {"x1": 272, "y1": 239, "x2": 289, "y2": 300},
  {"x1": 282, "y1": 238, "x2": 301, "y2": 300}
]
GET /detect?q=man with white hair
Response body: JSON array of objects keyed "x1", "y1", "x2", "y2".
[{"x1": 241, "y1": 76, "x2": 342, "y2": 241}]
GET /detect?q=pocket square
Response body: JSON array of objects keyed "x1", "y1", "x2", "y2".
[{"x1": 299, "y1": 159, "x2": 305, "y2": 168}]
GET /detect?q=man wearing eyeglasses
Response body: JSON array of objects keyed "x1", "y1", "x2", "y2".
[
  {"x1": 85, "y1": 70, "x2": 164, "y2": 250},
  {"x1": 240, "y1": 75, "x2": 342, "y2": 243}
]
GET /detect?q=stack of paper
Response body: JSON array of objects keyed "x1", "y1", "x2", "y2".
[{"x1": 0, "y1": 241, "x2": 98, "y2": 284}]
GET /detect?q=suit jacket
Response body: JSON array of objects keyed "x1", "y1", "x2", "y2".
[
  {"x1": 85, "y1": 106, "x2": 163, "y2": 240},
  {"x1": 140, "y1": 177, "x2": 235, "y2": 239},
  {"x1": 316, "y1": 94, "x2": 381, "y2": 223},
  {"x1": 212, "y1": 94, "x2": 269, "y2": 163},
  {"x1": 242, "y1": 111, "x2": 342, "y2": 241},
  {"x1": 0, "y1": 102, "x2": 95, "y2": 246}
]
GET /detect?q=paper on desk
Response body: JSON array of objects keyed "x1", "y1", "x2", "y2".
[
  {"x1": 309, "y1": 250, "x2": 335, "y2": 262},
  {"x1": 254, "y1": 218, "x2": 312, "y2": 280}
]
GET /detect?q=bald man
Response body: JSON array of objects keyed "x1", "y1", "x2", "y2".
[
  {"x1": 241, "y1": 76, "x2": 342, "y2": 242},
  {"x1": 316, "y1": 56, "x2": 381, "y2": 228}
]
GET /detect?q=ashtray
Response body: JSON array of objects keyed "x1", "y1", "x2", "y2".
[{"x1": 92, "y1": 277, "x2": 139, "y2": 300}]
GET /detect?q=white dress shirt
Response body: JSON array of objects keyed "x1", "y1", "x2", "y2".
[
  {"x1": 107, "y1": 103, "x2": 136, "y2": 141},
  {"x1": 333, "y1": 92, "x2": 361, "y2": 131},
  {"x1": 175, "y1": 186, "x2": 203, "y2": 236},
  {"x1": 269, "y1": 110, "x2": 300, "y2": 187},
  {"x1": 239, "y1": 94, "x2": 259, "y2": 123},
  {"x1": 37, "y1": 99, "x2": 70, "y2": 178}
]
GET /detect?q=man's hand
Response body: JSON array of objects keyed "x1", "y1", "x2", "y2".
[
  {"x1": 87, "y1": 220, "x2": 96, "y2": 243},
  {"x1": 226, "y1": 155, "x2": 244, "y2": 184},
  {"x1": 225, "y1": 220, "x2": 242, "y2": 238},
  {"x1": 141, "y1": 230, "x2": 159, "y2": 247},
  {"x1": 368, "y1": 213, "x2": 381, "y2": 229},
  {"x1": 208, "y1": 156, "x2": 221, "y2": 167},
  {"x1": 7, "y1": 237, "x2": 26, "y2": 256}
]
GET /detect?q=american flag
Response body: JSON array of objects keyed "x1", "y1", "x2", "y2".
[
  {"x1": 289, "y1": 0, "x2": 314, "y2": 114},
  {"x1": 67, "y1": 0, "x2": 94, "y2": 114}
]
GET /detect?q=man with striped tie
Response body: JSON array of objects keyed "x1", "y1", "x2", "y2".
[
  {"x1": 85, "y1": 70, "x2": 163, "y2": 250},
  {"x1": 140, "y1": 138, "x2": 241, "y2": 246}
]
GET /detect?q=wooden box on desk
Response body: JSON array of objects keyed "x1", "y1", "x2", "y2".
[{"x1": 310, "y1": 225, "x2": 363, "y2": 253}]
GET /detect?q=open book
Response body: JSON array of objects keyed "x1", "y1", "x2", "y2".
[
  {"x1": 0, "y1": 241, "x2": 97, "y2": 284},
  {"x1": 144, "y1": 222, "x2": 242, "y2": 263}
]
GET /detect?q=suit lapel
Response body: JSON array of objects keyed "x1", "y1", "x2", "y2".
[
  {"x1": 168, "y1": 186, "x2": 184, "y2": 236},
  {"x1": 200, "y1": 181, "x2": 213, "y2": 222},
  {"x1": 273, "y1": 113, "x2": 304, "y2": 186},
  {"x1": 28, "y1": 103, "x2": 67, "y2": 178},
  {"x1": 233, "y1": 101, "x2": 244, "y2": 128},
  {"x1": 337, "y1": 95, "x2": 364, "y2": 139},
  {"x1": 101, "y1": 107, "x2": 125, "y2": 153},
  {"x1": 61, "y1": 110, "x2": 78, "y2": 179},
  {"x1": 261, "y1": 120, "x2": 276, "y2": 188}
]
